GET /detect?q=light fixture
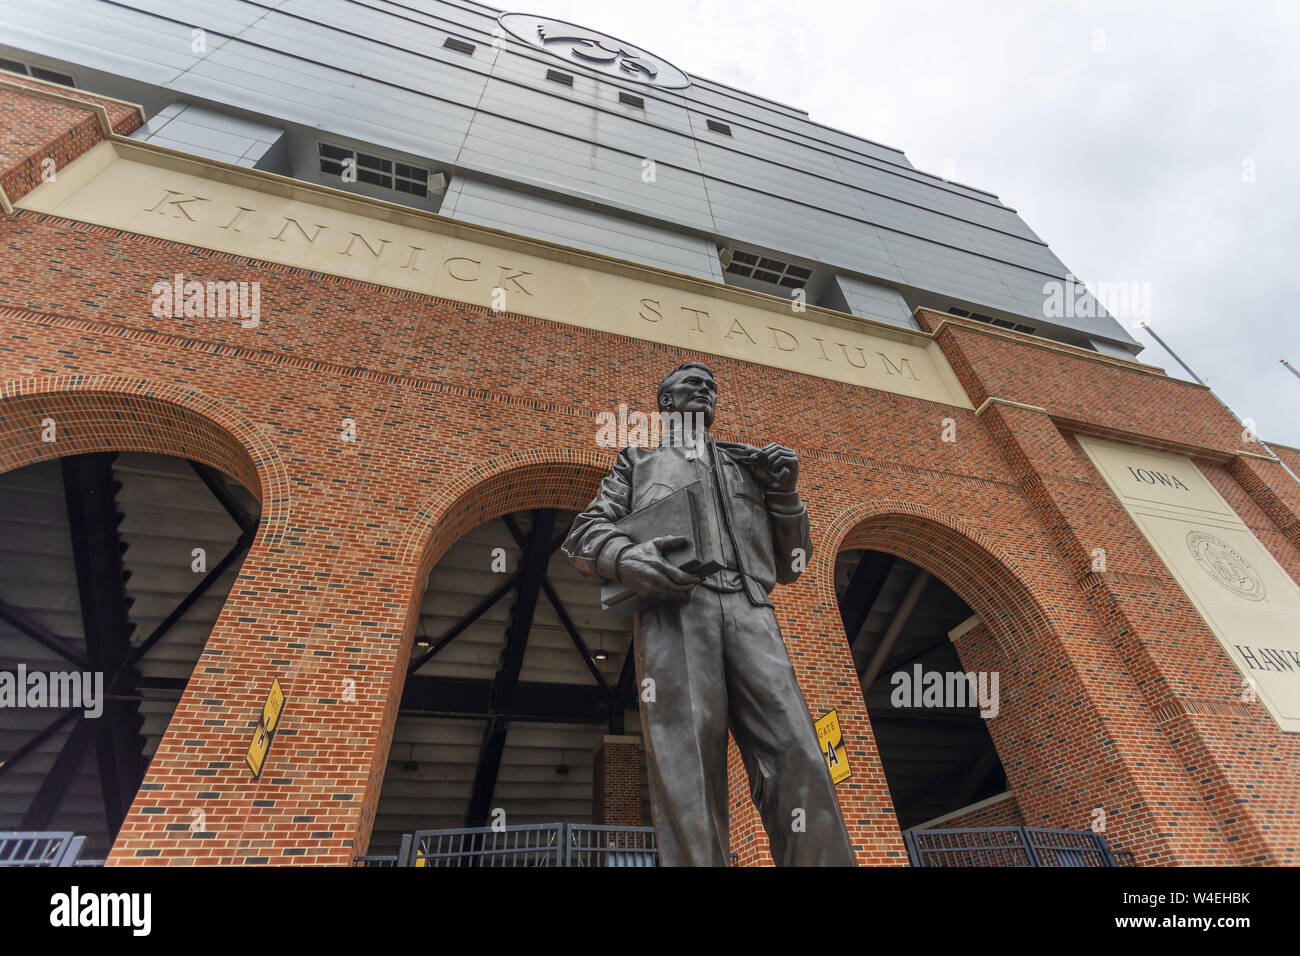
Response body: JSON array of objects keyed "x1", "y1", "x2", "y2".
[
  {"x1": 556, "y1": 751, "x2": 570, "y2": 775},
  {"x1": 593, "y1": 636, "x2": 608, "y2": 661}
]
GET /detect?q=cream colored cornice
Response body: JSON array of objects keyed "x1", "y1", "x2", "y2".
[{"x1": 973, "y1": 396, "x2": 1047, "y2": 418}]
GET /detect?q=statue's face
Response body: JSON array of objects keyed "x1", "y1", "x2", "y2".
[{"x1": 663, "y1": 368, "x2": 716, "y2": 427}]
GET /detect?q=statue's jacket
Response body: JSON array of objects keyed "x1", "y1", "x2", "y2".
[{"x1": 563, "y1": 438, "x2": 814, "y2": 607}]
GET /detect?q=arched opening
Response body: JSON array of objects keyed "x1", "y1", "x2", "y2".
[
  {"x1": 372, "y1": 455, "x2": 653, "y2": 857},
  {"x1": 835, "y1": 550, "x2": 1005, "y2": 829},
  {"x1": 0, "y1": 452, "x2": 261, "y2": 858},
  {"x1": 826, "y1": 504, "x2": 1054, "y2": 834},
  {"x1": 0, "y1": 379, "x2": 282, "y2": 861}
]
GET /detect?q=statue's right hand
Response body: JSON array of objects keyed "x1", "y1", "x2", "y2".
[{"x1": 616, "y1": 535, "x2": 702, "y2": 601}]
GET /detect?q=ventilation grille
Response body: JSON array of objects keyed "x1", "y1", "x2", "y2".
[
  {"x1": 319, "y1": 143, "x2": 434, "y2": 197},
  {"x1": 947, "y1": 306, "x2": 1036, "y2": 335},
  {"x1": 724, "y1": 249, "x2": 812, "y2": 289},
  {"x1": 0, "y1": 57, "x2": 75, "y2": 87},
  {"x1": 546, "y1": 69, "x2": 574, "y2": 86},
  {"x1": 706, "y1": 119, "x2": 732, "y2": 136},
  {"x1": 619, "y1": 91, "x2": 645, "y2": 108},
  {"x1": 443, "y1": 37, "x2": 475, "y2": 56}
]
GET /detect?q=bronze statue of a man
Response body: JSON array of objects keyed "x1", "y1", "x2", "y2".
[{"x1": 564, "y1": 362, "x2": 858, "y2": 866}]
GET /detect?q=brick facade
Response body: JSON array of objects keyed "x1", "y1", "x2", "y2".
[
  {"x1": 923, "y1": 792, "x2": 1025, "y2": 830},
  {"x1": 591, "y1": 736, "x2": 643, "y2": 827},
  {"x1": 1, "y1": 78, "x2": 1297, "y2": 866}
]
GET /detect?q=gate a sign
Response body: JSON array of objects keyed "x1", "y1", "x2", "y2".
[
  {"x1": 245, "y1": 677, "x2": 286, "y2": 779},
  {"x1": 816, "y1": 709, "x2": 851, "y2": 785}
]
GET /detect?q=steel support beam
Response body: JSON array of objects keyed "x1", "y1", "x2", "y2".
[
  {"x1": 188, "y1": 460, "x2": 256, "y2": 535},
  {"x1": 0, "y1": 709, "x2": 79, "y2": 777},
  {"x1": 838, "y1": 550, "x2": 895, "y2": 648},
  {"x1": 111, "y1": 530, "x2": 254, "y2": 687},
  {"x1": 501, "y1": 512, "x2": 612, "y2": 695},
  {"x1": 62, "y1": 454, "x2": 146, "y2": 841},
  {"x1": 399, "y1": 675, "x2": 614, "y2": 721},
  {"x1": 860, "y1": 569, "x2": 931, "y2": 691},
  {"x1": 20, "y1": 714, "x2": 100, "y2": 828},
  {"x1": 0, "y1": 597, "x2": 88, "y2": 669},
  {"x1": 465, "y1": 510, "x2": 556, "y2": 828},
  {"x1": 407, "y1": 569, "x2": 521, "y2": 674}
]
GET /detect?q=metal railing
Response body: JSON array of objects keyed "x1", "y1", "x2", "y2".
[
  {"x1": 0, "y1": 831, "x2": 90, "y2": 867},
  {"x1": 403, "y1": 823, "x2": 564, "y2": 867},
  {"x1": 359, "y1": 823, "x2": 659, "y2": 867},
  {"x1": 566, "y1": 824, "x2": 657, "y2": 867},
  {"x1": 904, "y1": 826, "x2": 1122, "y2": 867}
]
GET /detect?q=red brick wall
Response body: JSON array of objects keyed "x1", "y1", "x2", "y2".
[
  {"x1": 0, "y1": 76, "x2": 141, "y2": 205},
  {"x1": 592, "y1": 737, "x2": 642, "y2": 827},
  {"x1": 0, "y1": 81, "x2": 1296, "y2": 866},
  {"x1": 924, "y1": 792, "x2": 1024, "y2": 830}
]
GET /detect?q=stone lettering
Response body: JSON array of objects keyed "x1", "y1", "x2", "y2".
[
  {"x1": 444, "y1": 256, "x2": 481, "y2": 281},
  {"x1": 272, "y1": 217, "x2": 327, "y2": 244},
  {"x1": 680, "y1": 306, "x2": 709, "y2": 334},
  {"x1": 144, "y1": 189, "x2": 209, "y2": 222},
  {"x1": 338, "y1": 232, "x2": 391, "y2": 259},
  {"x1": 878, "y1": 353, "x2": 920, "y2": 380},
  {"x1": 769, "y1": 327, "x2": 798, "y2": 352},
  {"x1": 724, "y1": 318, "x2": 756, "y2": 343}
]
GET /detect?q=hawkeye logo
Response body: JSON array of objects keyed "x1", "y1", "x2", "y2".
[{"x1": 497, "y1": 13, "x2": 691, "y2": 89}]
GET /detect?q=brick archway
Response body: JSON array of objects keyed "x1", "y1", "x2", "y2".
[
  {"x1": 0, "y1": 375, "x2": 290, "y2": 546},
  {"x1": 399, "y1": 447, "x2": 614, "y2": 585},
  {"x1": 817, "y1": 498, "x2": 1057, "y2": 661},
  {"x1": 814, "y1": 498, "x2": 1086, "y2": 844}
]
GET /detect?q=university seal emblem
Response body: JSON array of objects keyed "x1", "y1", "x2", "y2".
[{"x1": 1185, "y1": 530, "x2": 1266, "y2": 602}]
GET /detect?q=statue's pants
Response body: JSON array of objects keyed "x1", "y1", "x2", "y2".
[{"x1": 633, "y1": 586, "x2": 858, "y2": 866}]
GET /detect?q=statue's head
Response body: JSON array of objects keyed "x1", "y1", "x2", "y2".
[{"x1": 657, "y1": 361, "x2": 716, "y2": 429}]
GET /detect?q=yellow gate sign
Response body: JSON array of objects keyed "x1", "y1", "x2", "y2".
[
  {"x1": 816, "y1": 709, "x2": 851, "y2": 785},
  {"x1": 245, "y1": 678, "x2": 286, "y2": 779}
]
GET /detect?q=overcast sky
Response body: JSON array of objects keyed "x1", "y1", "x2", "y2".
[{"x1": 535, "y1": 0, "x2": 1300, "y2": 448}]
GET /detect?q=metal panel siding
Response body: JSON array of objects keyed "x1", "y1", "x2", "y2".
[
  {"x1": 1, "y1": 2, "x2": 196, "y2": 82},
  {"x1": 472, "y1": 78, "x2": 700, "y2": 167},
  {"x1": 832, "y1": 275, "x2": 918, "y2": 329},
  {"x1": 239, "y1": 16, "x2": 491, "y2": 104},
  {"x1": 449, "y1": 179, "x2": 723, "y2": 281},
  {"x1": 705, "y1": 181, "x2": 902, "y2": 281},
  {"x1": 180, "y1": 48, "x2": 473, "y2": 162}
]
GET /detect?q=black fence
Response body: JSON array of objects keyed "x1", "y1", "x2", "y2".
[
  {"x1": 0, "y1": 831, "x2": 93, "y2": 867},
  {"x1": 359, "y1": 823, "x2": 659, "y2": 867},
  {"x1": 904, "y1": 826, "x2": 1125, "y2": 867}
]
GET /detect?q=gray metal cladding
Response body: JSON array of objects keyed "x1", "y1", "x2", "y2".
[
  {"x1": 0, "y1": 0, "x2": 1137, "y2": 348},
  {"x1": 445, "y1": 178, "x2": 724, "y2": 281},
  {"x1": 130, "y1": 101, "x2": 286, "y2": 167},
  {"x1": 827, "y1": 275, "x2": 918, "y2": 330}
]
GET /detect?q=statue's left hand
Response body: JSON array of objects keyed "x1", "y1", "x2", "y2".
[{"x1": 753, "y1": 442, "x2": 799, "y2": 493}]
